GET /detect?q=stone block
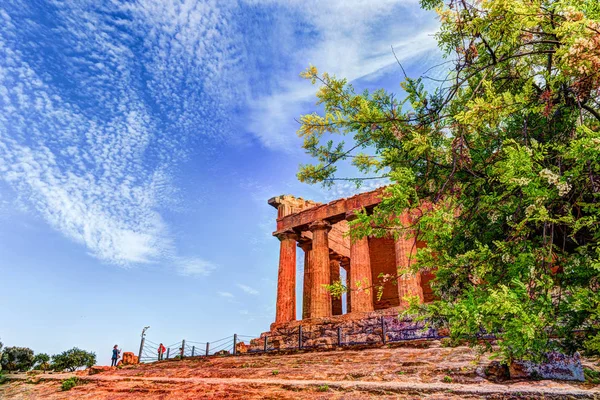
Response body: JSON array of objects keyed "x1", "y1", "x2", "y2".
[
  {"x1": 484, "y1": 361, "x2": 510, "y2": 382},
  {"x1": 120, "y1": 352, "x2": 138, "y2": 365},
  {"x1": 509, "y1": 352, "x2": 584, "y2": 381},
  {"x1": 88, "y1": 366, "x2": 115, "y2": 375},
  {"x1": 236, "y1": 342, "x2": 249, "y2": 354}
]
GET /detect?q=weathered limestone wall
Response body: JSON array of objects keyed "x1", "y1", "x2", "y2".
[
  {"x1": 421, "y1": 270, "x2": 437, "y2": 303},
  {"x1": 368, "y1": 237, "x2": 400, "y2": 310},
  {"x1": 254, "y1": 312, "x2": 437, "y2": 352}
]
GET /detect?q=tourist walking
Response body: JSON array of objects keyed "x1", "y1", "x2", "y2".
[
  {"x1": 111, "y1": 345, "x2": 120, "y2": 367},
  {"x1": 158, "y1": 343, "x2": 166, "y2": 361}
]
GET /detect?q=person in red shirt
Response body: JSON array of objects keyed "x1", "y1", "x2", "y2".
[{"x1": 158, "y1": 343, "x2": 166, "y2": 361}]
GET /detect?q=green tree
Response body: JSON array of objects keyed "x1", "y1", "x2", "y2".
[
  {"x1": 0, "y1": 347, "x2": 35, "y2": 372},
  {"x1": 52, "y1": 348, "x2": 96, "y2": 372},
  {"x1": 297, "y1": 0, "x2": 600, "y2": 363},
  {"x1": 33, "y1": 353, "x2": 51, "y2": 372}
]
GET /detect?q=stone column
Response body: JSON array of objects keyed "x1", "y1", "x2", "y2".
[
  {"x1": 298, "y1": 240, "x2": 312, "y2": 320},
  {"x1": 340, "y1": 258, "x2": 351, "y2": 313},
  {"x1": 349, "y1": 236, "x2": 374, "y2": 313},
  {"x1": 395, "y1": 213, "x2": 423, "y2": 308},
  {"x1": 330, "y1": 258, "x2": 343, "y2": 316},
  {"x1": 308, "y1": 220, "x2": 332, "y2": 318},
  {"x1": 275, "y1": 231, "x2": 298, "y2": 324}
]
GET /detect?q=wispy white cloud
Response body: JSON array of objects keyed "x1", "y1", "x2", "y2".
[
  {"x1": 236, "y1": 283, "x2": 259, "y2": 295},
  {"x1": 176, "y1": 257, "x2": 217, "y2": 277},
  {"x1": 241, "y1": 0, "x2": 440, "y2": 151},
  {"x1": 0, "y1": 0, "x2": 438, "y2": 271},
  {"x1": 218, "y1": 291, "x2": 235, "y2": 298},
  {"x1": 0, "y1": 1, "x2": 241, "y2": 268}
]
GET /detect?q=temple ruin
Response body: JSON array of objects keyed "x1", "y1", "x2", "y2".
[{"x1": 249, "y1": 188, "x2": 439, "y2": 351}]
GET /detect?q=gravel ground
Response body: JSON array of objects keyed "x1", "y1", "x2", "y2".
[{"x1": 2, "y1": 343, "x2": 599, "y2": 399}]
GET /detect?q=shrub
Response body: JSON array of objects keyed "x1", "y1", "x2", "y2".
[
  {"x1": 61, "y1": 377, "x2": 79, "y2": 391},
  {"x1": 584, "y1": 368, "x2": 600, "y2": 384},
  {"x1": 0, "y1": 347, "x2": 35, "y2": 372},
  {"x1": 317, "y1": 384, "x2": 329, "y2": 392},
  {"x1": 33, "y1": 353, "x2": 51, "y2": 372},
  {"x1": 52, "y1": 348, "x2": 96, "y2": 372},
  {"x1": 443, "y1": 375, "x2": 453, "y2": 383},
  {"x1": 272, "y1": 370, "x2": 279, "y2": 375},
  {"x1": 0, "y1": 371, "x2": 8, "y2": 385}
]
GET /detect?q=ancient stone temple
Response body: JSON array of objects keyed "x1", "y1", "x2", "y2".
[{"x1": 249, "y1": 188, "x2": 439, "y2": 351}]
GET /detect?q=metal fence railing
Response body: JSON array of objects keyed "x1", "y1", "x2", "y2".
[{"x1": 137, "y1": 316, "x2": 449, "y2": 364}]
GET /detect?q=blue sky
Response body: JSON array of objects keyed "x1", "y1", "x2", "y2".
[{"x1": 0, "y1": 0, "x2": 441, "y2": 364}]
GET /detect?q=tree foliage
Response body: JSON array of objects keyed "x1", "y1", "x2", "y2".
[
  {"x1": 0, "y1": 347, "x2": 35, "y2": 372},
  {"x1": 52, "y1": 348, "x2": 96, "y2": 372},
  {"x1": 33, "y1": 353, "x2": 51, "y2": 371},
  {"x1": 298, "y1": 0, "x2": 600, "y2": 362}
]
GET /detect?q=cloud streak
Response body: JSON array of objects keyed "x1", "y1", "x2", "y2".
[
  {"x1": 176, "y1": 257, "x2": 217, "y2": 277},
  {"x1": 0, "y1": 0, "x2": 242, "y2": 267},
  {"x1": 0, "y1": 0, "x2": 439, "y2": 270},
  {"x1": 236, "y1": 283, "x2": 259, "y2": 295},
  {"x1": 241, "y1": 0, "x2": 440, "y2": 151}
]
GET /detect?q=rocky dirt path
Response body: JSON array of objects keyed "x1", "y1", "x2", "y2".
[
  {"x1": 2, "y1": 344, "x2": 599, "y2": 399},
  {"x1": 3, "y1": 373, "x2": 600, "y2": 399}
]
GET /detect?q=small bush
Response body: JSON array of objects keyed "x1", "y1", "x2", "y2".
[
  {"x1": 443, "y1": 375, "x2": 453, "y2": 383},
  {"x1": 0, "y1": 372, "x2": 8, "y2": 385},
  {"x1": 440, "y1": 338, "x2": 463, "y2": 348},
  {"x1": 61, "y1": 377, "x2": 79, "y2": 391},
  {"x1": 317, "y1": 384, "x2": 329, "y2": 392},
  {"x1": 584, "y1": 368, "x2": 600, "y2": 384},
  {"x1": 272, "y1": 370, "x2": 279, "y2": 375}
]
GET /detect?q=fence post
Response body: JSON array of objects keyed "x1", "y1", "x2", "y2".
[
  {"x1": 166, "y1": 348, "x2": 170, "y2": 359},
  {"x1": 381, "y1": 316, "x2": 387, "y2": 344},
  {"x1": 206, "y1": 342, "x2": 210, "y2": 356},
  {"x1": 138, "y1": 336, "x2": 145, "y2": 363},
  {"x1": 233, "y1": 334, "x2": 238, "y2": 356},
  {"x1": 337, "y1": 327, "x2": 342, "y2": 346},
  {"x1": 180, "y1": 340, "x2": 185, "y2": 360},
  {"x1": 263, "y1": 336, "x2": 268, "y2": 352},
  {"x1": 191, "y1": 346, "x2": 195, "y2": 357},
  {"x1": 298, "y1": 325, "x2": 303, "y2": 350}
]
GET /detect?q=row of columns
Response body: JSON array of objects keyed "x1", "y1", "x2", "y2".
[{"x1": 275, "y1": 217, "x2": 423, "y2": 324}]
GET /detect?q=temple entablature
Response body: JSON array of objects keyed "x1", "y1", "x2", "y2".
[{"x1": 268, "y1": 195, "x2": 321, "y2": 219}]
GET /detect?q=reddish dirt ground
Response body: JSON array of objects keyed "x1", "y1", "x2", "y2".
[{"x1": 2, "y1": 342, "x2": 599, "y2": 399}]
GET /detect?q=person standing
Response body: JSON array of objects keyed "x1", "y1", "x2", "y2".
[
  {"x1": 158, "y1": 343, "x2": 166, "y2": 361},
  {"x1": 111, "y1": 345, "x2": 120, "y2": 367}
]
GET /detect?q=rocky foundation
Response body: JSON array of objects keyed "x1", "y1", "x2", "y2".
[{"x1": 249, "y1": 311, "x2": 439, "y2": 352}]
